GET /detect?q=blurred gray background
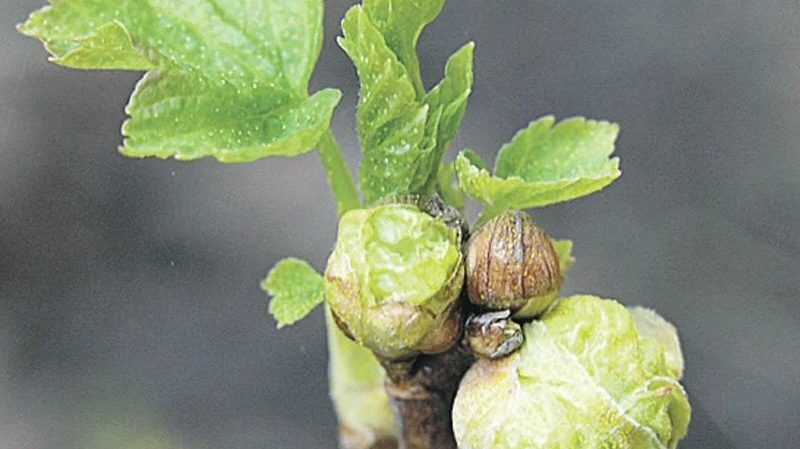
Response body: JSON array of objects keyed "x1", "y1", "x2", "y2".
[{"x1": 1, "y1": 1, "x2": 798, "y2": 448}]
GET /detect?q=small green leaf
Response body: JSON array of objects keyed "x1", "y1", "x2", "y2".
[
  {"x1": 551, "y1": 238, "x2": 575, "y2": 274},
  {"x1": 339, "y1": 5, "x2": 428, "y2": 203},
  {"x1": 422, "y1": 42, "x2": 474, "y2": 191},
  {"x1": 19, "y1": 0, "x2": 337, "y2": 163},
  {"x1": 437, "y1": 161, "x2": 466, "y2": 209},
  {"x1": 262, "y1": 258, "x2": 325, "y2": 328},
  {"x1": 456, "y1": 116, "x2": 621, "y2": 222},
  {"x1": 363, "y1": 0, "x2": 446, "y2": 96},
  {"x1": 494, "y1": 116, "x2": 620, "y2": 181},
  {"x1": 340, "y1": 2, "x2": 472, "y2": 204}
]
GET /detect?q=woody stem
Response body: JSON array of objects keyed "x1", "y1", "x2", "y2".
[{"x1": 380, "y1": 344, "x2": 474, "y2": 449}]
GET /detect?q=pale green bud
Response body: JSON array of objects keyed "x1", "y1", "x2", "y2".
[
  {"x1": 325, "y1": 203, "x2": 464, "y2": 360},
  {"x1": 452, "y1": 296, "x2": 691, "y2": 449}
]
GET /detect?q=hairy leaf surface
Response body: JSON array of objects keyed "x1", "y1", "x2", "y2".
[
  {"x1": 339, "y1": 5, "x2": 428, "y2": 202},
  {"x1": 363, "y1": 0, "x2": 445, "y2": 95},
  {"x1": 20, "y1": 0, "x2": 338, "y2": 163},
  {"x1": 340, "y1": 2, "x2": 472, "y2": 203},
  {"x1": 262, "y1": 258, "x2": 325, "y2": 328},
  {"x1": 421, "y1": 42, "x2": 474, "y2": 191},
  {"x1": 456, "y1": 117, "x2": 620, "y2": 222}
]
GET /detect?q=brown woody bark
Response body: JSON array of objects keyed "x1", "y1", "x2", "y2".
[{"x1": 380, "y1": 345, "x2": 474, "y2": 449}]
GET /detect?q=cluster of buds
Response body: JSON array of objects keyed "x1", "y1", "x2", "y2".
[
  {"x1": 325, "y1": 200, "x2": 562, "y2": 362},
  {"x1": 324, "y1": 200, "x2": 690, "y2": 449}
]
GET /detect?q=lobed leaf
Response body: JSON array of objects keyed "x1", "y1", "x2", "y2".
[
  {"x1": 262, "y1": 258, "x2": 325, "y2": 328},
  {"x1": 339, "y1": 5, "x2": 429, "y2": 202},
  {"x1": 362, "y1": 0, "x2": 446, "y2": 95},
  {"x1": 19, "y1": 0, "x2": 338, "y2": 163},
  {"x1": 122, "y1": 72, "x2": 341, "y2": 162},
  {"x1": 456, "y1": 116, "x2": 621, "y2": 222},
  {"x1": 340, "y1": 1, "x2": 473, "y2": 204},
  {"x1": 421, "y1": 42, "x2": 474, "y2": 192}
]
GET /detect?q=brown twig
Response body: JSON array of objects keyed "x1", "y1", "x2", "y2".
[{"x1": 380, "y1": 344, "x2": 474, "y2": 449}]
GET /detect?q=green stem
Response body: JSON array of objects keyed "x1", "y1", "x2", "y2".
[
  {"x1": 327, "y1": 309, "x2": 397, "y2": 449},
  {"x1": 319, "y1": 131, "x2": 394, "y2": 447},
  {"x1": 318, "y1": 129, "x2": 361, "y2": 216}
]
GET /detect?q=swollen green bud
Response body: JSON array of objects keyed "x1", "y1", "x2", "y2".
[
  {"x1": 325, "y1": 203, "x2": 464, "y2": 360},
  {"x1": 453, "y1": 296, "x2": 691, "y2": 449}
]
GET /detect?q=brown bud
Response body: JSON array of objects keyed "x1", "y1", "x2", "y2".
[
  {"x1": 465, "y1": 210, "x2": 562, "y2": 318},
  {"x1": 465, "y1": 310, "x2": 524, "y2": 359}
]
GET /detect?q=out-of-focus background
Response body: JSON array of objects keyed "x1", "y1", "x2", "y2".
[{"x1": 1, "y1": 1, "x2": 798, "y2": 448}]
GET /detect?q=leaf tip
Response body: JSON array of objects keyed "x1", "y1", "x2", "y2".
[
  {"x1": 259, "y1": 276, "x2": 270, "y2": 295},
  {"x1": 16, "y1": 7, "x2": 43, "y2": 37},
  {"x1": 117, "y1": 144, "x2": 137, "y2": 158},
  {"x1": 458, "y1": 41, "x2": 476, "y2": 55},
  {"x1": 15, "y1": 21, "x2": 30, "y2": 35}
]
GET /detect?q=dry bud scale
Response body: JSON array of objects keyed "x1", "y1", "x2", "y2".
[{"x1": 466, "y1": 210, "x2": 563, "y2": 317}]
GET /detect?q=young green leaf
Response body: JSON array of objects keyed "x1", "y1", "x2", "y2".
[
  {"x1": 362, "y1": 0, "x2": 446, "y2": 96},
  {"x1": 340, "y1": 1, "x2": 473, "y2": 204},
  {"x1": 551, "y1": 238, "x2": 575, "y2": 274},
  {"x1": 494, "y1": 116, "x2": 620, "y2": 181},
  {"x1": 19, "y1": 0, "x2": 340, "y2": 163},
  {"x1": 339, "y1": 5, "x2": 429, "y2": 202},
  {"x1": 261, "y1": 258, "x2": 325, "y2": 328},
  {"x1": 122, "y1": 73, "x2": 341, "y2": 162},
  {"x1": 421, "y1": 42, "x2": 474, "y2": 191},
  {"x1": 456, "y1": 116, "x2": 621, "y2": 223}
]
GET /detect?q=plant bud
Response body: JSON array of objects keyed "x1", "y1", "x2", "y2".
[
  {"x1": 465, "y1": 311, "x2": 523, "y2": 359},
  {"x1": 452, "y1": 296, "x2": 691, "y2": 449},
  {"x1": 375, "y1": 194, "x2": 468, "y2": 239},
  {"x1": 465, "y1": 210, "x2": 562, "y2": 318},
  {"x1": 325, "y1": 203, "x2": 465, "y2": 360}
]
